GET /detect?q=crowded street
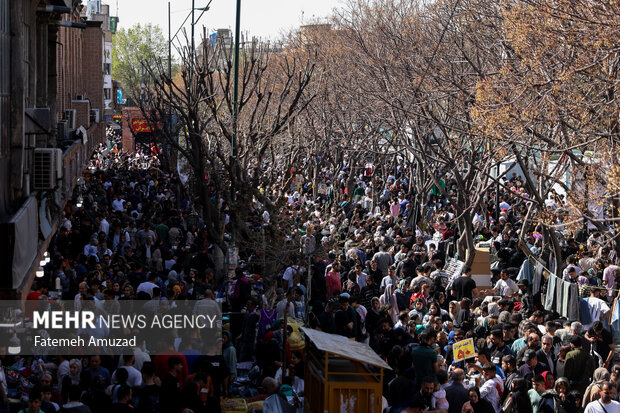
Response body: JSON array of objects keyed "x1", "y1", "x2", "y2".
[{"x1": 1, "y1": 0, "x2": 619, "y2": 413}]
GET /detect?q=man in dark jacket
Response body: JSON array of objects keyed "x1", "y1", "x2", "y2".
[
  {"x1": 334, "y1": 294, "x2": 358, "y2": 338},
  {"x1": 397, "y1": 251, "x2": 418, "y2": 279},
  {"x1": 564, "y1": 335, "x2": 595, "y2": 394},
  {"x1": 518, "y1": 349, "x2": 547, "y2": 388},
  {"x1": 445, "y1": 368, "x2": 469, "y2": 413},
  {"x1": 359, "y1": 275, "x2": 380, "y2": 310}
]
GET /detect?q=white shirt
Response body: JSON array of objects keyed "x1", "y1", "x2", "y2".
[
  {"x1": 480, "y1": 376, "x2": 504, "y2": 413},
  {"x1": 112, "y1": 198, "x2": 125, "y2": 212},
  {"x1": 584, "y1": 297, "x2": 610, "y2": 330},
  {"x1": 282, "y1": 266, "x2": 303, "y2": 288},
  {"x1": 584, "y1": 400, "x2": 620, "y2": 413},
  {"x1": 262, "y1": 394, "x2": 289, "y2": 413},
  {"x1": 137, "y1": 281, "x2": 159, "y2": 298},
  {"x1": 494, "y1": 278, "x2": 519, "y2": 297},
  {"x1": 99, "y1": 218, "x2": 110, "y2": 236}
]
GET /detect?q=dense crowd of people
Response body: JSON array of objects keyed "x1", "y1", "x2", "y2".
[{"x1": 3, "y1": 136, "x2": 620, "y2": 413}]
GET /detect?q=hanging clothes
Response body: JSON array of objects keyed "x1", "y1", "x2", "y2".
[
  {"x1": 517, "y1": 260, "x2": 534, "y2": 284},
  {"x1": 579, "y1": 299, "x2": 592, "y2": 326},
  {"x1": 545, "y1": 275, "x2": 557, "y2": 311},
  {"x1": 556, "y1": 277, "x2": 564, "y2": 315},
  {"x1": 567, "y1": 283, "x2": 580, "y2": 321},
  {"x1": 533, "y1": 262, "x2": 543, "y2": 295},
  {"x1": 611, "y1": 298, "x2": 620, "y2": 339},
  {"x1": 561, "y1": 281, "x2": 571, "y2": 316}
]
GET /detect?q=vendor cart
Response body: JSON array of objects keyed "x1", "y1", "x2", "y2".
[{"x1": 301, "y1": 328, "x2": 391, "y2": 413}]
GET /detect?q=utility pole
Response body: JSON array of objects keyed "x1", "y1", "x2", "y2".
[
  {"x1": 168, "y1": 2, "x2": 172, "y2": 129},
  {"x1": 495, "y1": 162, "x2": 500, "y2": 223},
  {"x1": 190, "y1": 0, "x2": 195, "y2": 88},
  {"x1": 231, "y1": 0, "x2": 241, "y2": 242},
  {"x1": 168, "y1": 2, "x2": 172, "y2": 87}
]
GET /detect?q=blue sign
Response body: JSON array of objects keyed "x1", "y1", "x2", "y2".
[{"x1": 117, "y1": 89, "x2": 126, "y2": 104}]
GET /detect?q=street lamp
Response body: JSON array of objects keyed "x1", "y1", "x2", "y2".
[
  {"x1": 168, "y1": 1, "x2": 212, "y2": 148},
  {"x1": 8, "y1": 332, "x2": 20, "y2": 355}
]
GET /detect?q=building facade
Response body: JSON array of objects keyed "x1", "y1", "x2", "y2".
[
  {"x1": 84, "y1": 0, "x2": 115, "y2": 121},
  {"x1": 0, "y1": 0, "x2": 109, "y2": 298}
]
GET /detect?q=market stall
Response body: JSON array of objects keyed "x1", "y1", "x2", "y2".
[{"x1": 301, "y1": 328, "x2": 391, "y2": 413}]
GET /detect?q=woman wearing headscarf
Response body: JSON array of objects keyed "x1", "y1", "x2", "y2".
[
  {"x1": 454, "y1": 298, "x2": 473, "y2": 332},
  {"x1": 422, "y1": 302, "x2": 449, "y2": 326},
  {"x1": 503, "y1": 377, "x2": 533, "y2": 413},
  {"x1": 395, "y1": 279, "x2": 412, "y2": 311},
  {"x1": 582, "y1": 367, "x2": 610, "y2": 407},
  {"x1": 540, "y1": 377, "x2": 578, "y2": 413},
  {"x1": 380, "y1": 284, "x2": 399, "y2": 324},
  {"x1": 542, "y1": 371, "x2": 555, "y2": 390},
  {"x1": 222, "y1": 330, "x2": 238, "y2": 382},
  {"x1": 365, "y1": 297, "x2": 383, "y2": 335},
  {"x1": 412, "y1": 297, "x2": 428, "y2": 318},
  {"x1": 412, "y1": 236, "x2": 428, "y2": 266},
  {"x1": 462, "y1": 387, "x2": 495, "y2": 413},
  {"x1": 448, "y1": 300, "x2": 460, "y2": 321}
]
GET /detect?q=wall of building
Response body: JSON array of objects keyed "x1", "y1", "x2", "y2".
[
  {"x1": 0, "y1": 0, "x2": 108, "y2": 297},
  {"x1": 82, "y1": 21, "x2": 104, "y2": 117},
  {"x1": 56, "y1": 4, "x2": 84, "y2": 119}
]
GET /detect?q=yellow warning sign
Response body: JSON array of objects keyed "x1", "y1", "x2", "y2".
[{"x1": 453, "y1": 338, "x2": 476, "y2": 363}]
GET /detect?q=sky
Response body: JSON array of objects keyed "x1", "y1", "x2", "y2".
[{"x1": 113, "y1": 0, "x2": 343, "y2": 47}]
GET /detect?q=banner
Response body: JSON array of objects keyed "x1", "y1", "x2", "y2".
[
  {"x1": 453, "y1": 338, "x2": 476, "y2": 362},
  {"x1": 131, "y1": 120, "x2": 152, "y2": 133}
]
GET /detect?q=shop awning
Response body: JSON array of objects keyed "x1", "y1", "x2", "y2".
[{"x1": 301, "y1": 327, "x2": 391, "y2": 370}]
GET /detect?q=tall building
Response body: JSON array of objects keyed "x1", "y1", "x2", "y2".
[
  {"x1": 0, "y1": 0, "x2": 108, "y2": 299},
  {"x1": 83, "y1": 0, "x2": 115, "y2": 121}
]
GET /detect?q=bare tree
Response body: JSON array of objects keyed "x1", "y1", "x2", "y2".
[{"x1": 136, "y1": 31, "x2": 318, "y2": 284}]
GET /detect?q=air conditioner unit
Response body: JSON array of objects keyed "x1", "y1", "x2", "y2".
[
  {"x1": 33, "y1": 148, "x2": 63, "y2": 190},
  {"x1": 57, "y1": 120, "x2": 68, "y2": 140},
  {"x1": 90, "y1": 109, "x2": 100, "y2": 123},
  {"x1": 75, "y1": 94, "x2": 85, "y2": 101},
  {"x1": 64, "y1": 109, "x2": 76, "y2": 130}
]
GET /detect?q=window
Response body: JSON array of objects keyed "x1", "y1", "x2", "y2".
[
  {"x1": 0, "y1": 0, "x2": 9, "y2": 156},
  {"x1": 104, "y1": 88, "x2": 111, "y2": 100},
  {"x1": 103, "y1": 63, "x2": 111, "y2": 75}
]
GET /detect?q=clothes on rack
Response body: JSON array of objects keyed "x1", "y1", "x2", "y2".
[
  {"x1": 610, "y1": 297, "x2": 620, "y2": 339},
  {"x1": 544, "y1": 275, "x2": 580, "y2": 320},
  {"x1": 517, "y1": 260, "x2": 534, "y2": 285},
  {"x1": 533, "y1": 262, "x2": 543, "y2": 295},
  {"x1": 545, "y1": 275, "x2": 556, "y2": 310},
  {"x1": 561, "y1": 281, "x2": 571, "y2": 316},
  {"x1": 579, "y1": 298, "x2": 592, "y2": 326},
  {"x1": 568, "y1": 283, "x2": 580, "y2": 321}
]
